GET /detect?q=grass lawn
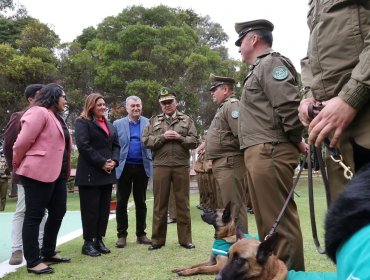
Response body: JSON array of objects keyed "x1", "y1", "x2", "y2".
[{"x1": 2, "y1": 176, "x2": 335, "y2": 279}]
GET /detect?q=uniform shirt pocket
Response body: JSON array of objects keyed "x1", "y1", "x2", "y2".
[
  {"x1": 179, "y1": 123, "x2": 189, "y2": 136},
  {"x1": 153, "y1": 125, "x2": 163, "y2": 135}
]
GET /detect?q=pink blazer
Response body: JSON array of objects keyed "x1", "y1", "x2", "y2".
[{"x1": 13, "y1": 106, "x2": 71, "y2": 183}]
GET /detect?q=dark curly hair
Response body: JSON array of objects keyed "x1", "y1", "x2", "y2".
[{"x1": 33, "y1": 83, "x2": 64, "y2": 109}]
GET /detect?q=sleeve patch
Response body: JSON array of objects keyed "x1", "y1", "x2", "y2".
[
  {"x1": 231, "y1": 110, "x2": 239, "y2": 119},
  {"x1": 272, "y1": 66, "x2": 289, "y2": 80}
]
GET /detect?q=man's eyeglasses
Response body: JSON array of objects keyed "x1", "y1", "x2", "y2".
[{"x1": 160, "y1": 100, "x2": 173, "y2": 105}]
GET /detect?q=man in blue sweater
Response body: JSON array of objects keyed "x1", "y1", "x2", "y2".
[{"x1": 113, "y1": 96, "x2": 153, "y2": 248}]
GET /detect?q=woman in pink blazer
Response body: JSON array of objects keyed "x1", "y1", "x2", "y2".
[{"x1": 13, "y1": 83, "x2": 72, "y2": 275}]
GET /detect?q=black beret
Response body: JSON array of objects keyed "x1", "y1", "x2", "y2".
[{"x1": 234, "y1": 19, "x2": 274, "y2": 46}]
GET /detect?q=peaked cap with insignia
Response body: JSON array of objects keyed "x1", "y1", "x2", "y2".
[
  {"x1": 209, "y1": 74, "x2": 236, "y2": 91},
  {"x1": 234, "y1": 19, "x2": 274, "y2": 46},
  {"x1": 158, "y1": 87, "x2": 176, "y2": 102}
]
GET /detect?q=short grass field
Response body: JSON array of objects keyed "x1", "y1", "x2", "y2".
[{"x1": 3, "y1": 176, "x2": 335, "y2": 279}]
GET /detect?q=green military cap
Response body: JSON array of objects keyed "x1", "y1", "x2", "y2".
[
  {"x1": 234, "y1": 19, "x2": 274, "y2": 47},
  {"x1": 209, "y1": 74, "x2": 236, "y2": 91},
  {"x1": 158, "y1": 87, "x2": 176, "y2": 102}
]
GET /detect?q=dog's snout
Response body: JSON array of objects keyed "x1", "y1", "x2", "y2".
[{"x1": 201, "y1": 211, "x2": 217, "y2": 225}]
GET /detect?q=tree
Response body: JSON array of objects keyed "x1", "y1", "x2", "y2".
[
  {"x1": 0, "y1": 0, "x2": 26, "y2": 18},
  {"x1": 0, "y1": 18, "x2": 60, "y2": 128},
  {"x1": 69, "y1": 5, "x2": 238, "y2": 132},
  {"x1": 0, "y1": 0, "x2": 29, "y2": 47},
  {"x1": 16, "y1": 19, "x2": 60, "y2": 53}
]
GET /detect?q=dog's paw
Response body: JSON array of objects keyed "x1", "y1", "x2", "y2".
[{"x1": 172, "y1": 268, "x2": 182, "y2": 273}]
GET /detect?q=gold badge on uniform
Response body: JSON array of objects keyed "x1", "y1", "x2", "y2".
[{"x1": 272, "y1": 66, "x2": 289, "y2": 80}]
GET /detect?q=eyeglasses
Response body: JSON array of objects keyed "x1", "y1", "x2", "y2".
[{"x1": 160, "y1": 100, "x2": 174, "y2": 105}]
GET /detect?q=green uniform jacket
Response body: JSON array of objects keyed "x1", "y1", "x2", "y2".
[
  {"x1": 142, "y1": 111, "x2": 198, "y2": 167},
  {"x1": 304, "y1": 0, "x2": 370, "y2": 110},
  {"x1": 239, "y1": 49, "x2": 303, "y2": 149},
  {"x1": 206, "y1": 95, "x2": 243, "y2": 160}
]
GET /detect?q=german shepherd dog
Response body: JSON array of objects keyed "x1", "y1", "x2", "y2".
[
  {"x1": 172, "y1": 201, "x2": 236, "y2": 276},
  {"x1": 215, "y1": 232, "x2": 287, "y2": 280}
]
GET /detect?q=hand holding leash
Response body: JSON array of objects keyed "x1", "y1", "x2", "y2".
[{"x1": 308, "y1": 97, "x2": 357, "y2": 148}]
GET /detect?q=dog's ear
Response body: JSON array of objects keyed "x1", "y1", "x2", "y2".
[
  {"x1": 256, "y1": 232, "x2": 278, "y2": 265},
  {"x1": 222, "y1": 201, "x2": 232, "y2": 223}
]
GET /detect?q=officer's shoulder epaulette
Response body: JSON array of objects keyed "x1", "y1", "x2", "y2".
[
  {"x1": 277, "y1": 54, "x2": 298, "y2": 81},
  {"x1": 229, "y1": 97, "x2": 239, "y2": 103},
  {"x1": 271, "y1": 51, "x2": 295, "y2": 69},
  {"x1": 178, "y1": 113, "x2": 194, "y2": 122},
  {"x1": 150, "y1": 114, "x2": 164, "y2": 121},
  {"x1": 271, "y1": 51, "x2": 281, "y2": 57},
  {"x1": 177, "y1": 112, "x2": 188, "y2": 118}
]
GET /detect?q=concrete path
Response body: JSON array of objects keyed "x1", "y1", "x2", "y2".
[{"x1": 0, "y1": 208, "x2": 124, "y2": 278}]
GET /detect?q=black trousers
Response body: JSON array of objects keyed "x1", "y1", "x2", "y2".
[
  {"x1": 116, "y1": 164, "x2": 149, "y2": 238},
  {"x1": 78, "y1": 184, "x2": 112, "y2": 240},
  {"x1": 21, "y1": 174, "x2": 67, "y2": 268}
]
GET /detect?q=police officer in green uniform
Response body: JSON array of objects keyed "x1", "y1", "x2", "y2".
[
  {"x1": 205, "y1": 74, "x2": 249, "y2": 233},
  {"x1": 235, "y1": 19, "x2": 306, "y2": 271},
  {"x1": 142, "y1": 87, "x2": 198, "y2": 250},
  {"x1": 299, "y1": 1, "x2": 370, "y2": 202}
]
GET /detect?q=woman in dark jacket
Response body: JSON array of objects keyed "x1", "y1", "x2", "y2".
[{"x1": 75, "y1": 93, "x2": 120, "y2": 257}]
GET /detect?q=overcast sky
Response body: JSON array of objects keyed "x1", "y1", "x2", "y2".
[{"x1": 19, "y1": 0, "x2": 309, "y2": 70}]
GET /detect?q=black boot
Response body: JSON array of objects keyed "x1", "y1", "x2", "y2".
[
  {"x1": 94, "y1": 238, "x2": 111, "y2": 254},
  {"x1": 82, "y1": 240, "x2": 101, "y2": 257}
]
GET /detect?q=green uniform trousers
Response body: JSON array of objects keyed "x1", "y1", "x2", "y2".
[
  {"x1": 212, "y1": 155, "x2": 248, "y2": 233},
  {"x1": 196, "y1": 171, "x2": 209, "y2": 208},
  {"x1": 244, "y1": 143, "x2": 304, "y2": 271},
  {"x1": 151, "y1": 166, "x2": 192, "y2": 245},
  {"x1": 168, "y1": 187, "x2": 177, "y2": 219},
  {"x1": 207, "y1": 173, "x2": 219, "y2": 210}
]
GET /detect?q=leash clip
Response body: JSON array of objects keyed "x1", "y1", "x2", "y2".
[{"x1": 330, "y1": 154, "x2": 353, "y2": 180}]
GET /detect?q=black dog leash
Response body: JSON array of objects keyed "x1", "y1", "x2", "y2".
[
  {"x1": 266, "y1": 104, "x2": 354, "y2": 251},
  {"x1": 307, "y1": 145, "x2": 329, "y2": 254},
  {"x1": 306, "y1": 103, "x2": 353, "y2": 253}
]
